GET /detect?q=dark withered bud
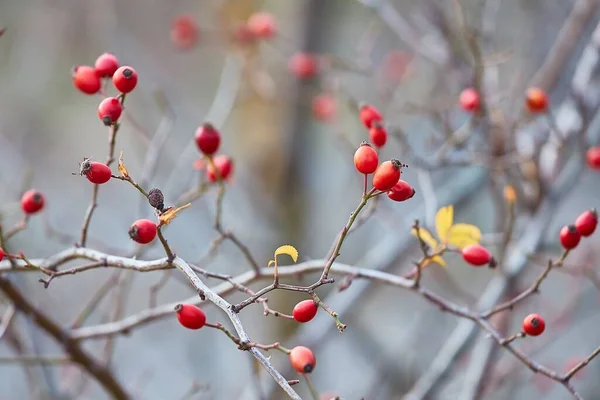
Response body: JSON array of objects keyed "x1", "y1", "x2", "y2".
[{"x1": 148, "y1": 188, "x2": 164, "y2": 211}]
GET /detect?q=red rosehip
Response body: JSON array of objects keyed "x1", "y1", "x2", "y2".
[
  {"x1": 586, "y1": 146, "x2": 600, "y2": 169},
  {"x1": 559, "y1": 225, "x2": 580, "y2": 250},
  {"x1": 288, "y1": 52, "x2": 318, "y2": 80},
  {"x1": 292, "y1": 300, "x2": 318, "y2": 323},
  {"x1": 247, "y1": 11, "x2": 277, "y2": 39},
  {"x1": 80, "y1": 160, "x2": 112, "y2": 184},
  {"x1": 97, "y1": 97, "x2": 123, "y2": 126},
  {"x1": 522, "y1": 313, "x2": 545, "y2": 336},
  {"x1": 289, "y1": 346, "x2": 316, "y2": 374},
  {"x1": 94, "y1": 53, "x2": 120, "y2": 78},
  {"x1": 575, "y1": 209, "x2": 598, "y2": 237},
  {"x1": 312, "y1": 93, "x2": 336, "y2": 122},
  {"x1": 175, "y1": 304, "x2": 206, "y2": 330},
  {"x1": 206, "y1": 155, "x2": 234, "y2": 183},
  {"x1": 112, "y1": 66, "x2": 138, "y2": 93},
  {"x1": 171, "y1": 15, "x2": 199, "y2": 50},
  {"x1": 462, "y1": 244, "x2": 492, "y2": 267},
  {"x1": 359, "y1": 104, "x2": 383, "y2": 129},
  {"x1": 387, "y1": 180, "x2": 415, "y2": 202},
  {"x1": 128, "y1": 219, "x2": 157, "y2": 244},
  {"x1": 459, "y1": 88, "x2": 480, "y2": 112},
  {"x1": 21, "y1": 189, "x2": 45, "y2": 215},
  {"x1": 525, "y1": 87, "x2": 548, "y2": 113},
  {"x1": 194, "y1": 123, "x2": 221, "y2": 156},
  {"x1": 369, "y1": 123, "x2": 387, "y2": 148},
  {"x1": 0, "y1": 247, "x2": 4, "y2": 262},
  {"x1": 72, "y1": 65, "x2": 101, "y2": 95},
  {"x1": 354, "y1": 142, "x2": 379, "y2": 174},
  {"x1": 373, "y1": 159, "x2": 402, "y2": 191}
]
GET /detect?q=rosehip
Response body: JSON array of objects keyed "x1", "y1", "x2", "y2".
[
  {"x1": 112, "y1": 66, "x2": 138, "y2": 93},
  {"x1": 373, "y1": 159, "x2": 402, "y2": 191},
  {"x1": 175, "y1": 304, "x2": 206, "y2": 330},
  {"x1": 575, "y1": 209, "x2": 598, "y2": 237},
  {"x1": 288, "y1": 53, "x2": 318, "y2": 80},
  {"x1": 586, "y1": 146, "x2": 600, "y2": 169},
  {"x1": 559, "y1": 225, "x2": 580, "y2": 250},
  {"x1": 462, "y1": 244, "x2": 492, "y2": 267},
  {"x1": 353, "y1": 142, "x2": 379, "y2": 174},
  {"x1": 247, "y1": 11, "x2": 277, "y2": 39},
  {"x1": 94, "y1": 53, "x2": 120, "y2": 78},
  {"x1": 0, "y1": 248, "x2": 4, "y2": 262},
  {"x1": 387, "y1": 180, "x2": 415, "y2": 202},
  {"x1": 459, "y1": 88, "x2": 480, "y2": 112},
  {"x1": 289, "y1": 346, "x2": 316, "y2": 374},
  {"x1": 80, "y1": 160, "x2": 112, "y2": 184},
  {"x1": 97, "y1": 97, "x2": 123, "y2": 126},
  {"x1": 194, "y1": 123, "x2": 221, "y2": 155},
  {"x1": 369, "y1": 123, "x2": 387, "y2": 148},
  {"x1": 21, "y1": 190, "x2": 45, "y2": 214},
  {"x1": 292, "y1": 300, "x2": 318, "y2": 323},
  {"x1": 522, "y1": 313, "x2": 545, "y2": 336},
  {"x1": 171, "y1": 15, "x2": 199, "y2": 50},
  {"x1": 206, "y1": 155, "x2": 233, "y2": 183},
  {"x1": 525, "y1": 87, "x2": 548, "y2": 113},
  {"x1": 128, "y1": 219, "x2": 157, "y2": 244},
  {"x1": 312, "y1": 93, "x2": 336, "y2": 122},
  {"x1": 359, "y1": 104, "x2": 383, "y2": 129},
  {"x1": 72, "y1": 65, "x2": 101, "y2": 95}
]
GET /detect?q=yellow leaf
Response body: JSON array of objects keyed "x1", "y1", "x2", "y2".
[
  {"x1": 447, "y1": 223, "x2": 481, "y2": 249},
  {"x1": 273, "y1": 245, "x2": 298, "y2": 263},
  {"x1": 422, "y1": 255, "x2": 446, "y2": 268},
  {"x1": 268, "y1": 260, "x2": 275, "y2": 268},
  {"x1": 435, "y1": 205, "x2": 454, "y2": 244},
  {"x1": 504, "y1": 184, "x2": 517, "y2": 204},
  {"x1": 118, "y1": 151, "x2": 129, "y2": 178},
  {"x1": 159, "y1": 203, "x2": 191, "y2": 226},
  {"x1": 411, "y1": 227, "x2": 438, "y2": 251}
]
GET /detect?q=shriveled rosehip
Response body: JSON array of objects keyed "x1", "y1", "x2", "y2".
[
  {"x1": 194, "y1": 123, "x2": 221, "y2": 155},
  {"x1": 292, "y1": 300, "x2": 318, "y2": 323},
  {"x1": 148, "y1": 188, "x2": 165, "y2": 211},
  {"x1": 289, "y1": 346, "x2": 316, "y2": 374},
  {"x1": 171, "y1": 15, "x2": 199, "y2": 50},
  {"x1": 288, "y1": 52, "x2": 318, "y2": 80},
  {"x1": 359, "y1": 104, "x2": 383, "y2": 129},
  {"x1": 522, "y1": 313, "x2": 545, "y2": 336},
  {"x1": 369, "y1": 123, "x2": 387, "y2": 148},
  {"x1": 459, "y1": 88, "x2": 480, "y2": 112},
  {"x1": 80, "y1": 160, "x2": 112, "y2": 184},
  {"x1": 94, "y1": 53, "x2": 120, "y2": 78},
  {"x1": 586, "y1": 146, "x2": 600, "y2": 170},
  {"x1": 97, "y1": 97, "x2": 123, "y2": 126},
  {"x1": 0, "y1": 248, "x2": 4, "y2": 262},
  {"x1": 387, "y1": 180, "x2": 415, "y2": 202},
  {"x1": 72, "y1": 65, "x2": 101, "y2": 95},
  {"x1": 559, "y1": 225, "x2": 580, "y2": 250},
  {"x1": 353, "y1": 142, "x2": 379, "y2": 174},
  {"x1": 128, "y1": 219, "x2": 157, "y2": 244},
  {"x1": 112, "y1": 66, "x2": 138, "y2": 93},
  {"x1": 462, "y1": 244, "x2": 492, "y2": 267},
  {"x1": 206, "y1": 155, "x2": 234, "y2": 183},
  {"x1": 175, "y1": 304, "x2": 206, "y2": 330},
  {"x1": 575, "y1": 209, "x2": 598, "y2": 237},
  {"x1": 247, "y1": 11, "x2": 277, "y2": 39},
  {"x1": 525, "y1": 87, "x2": 548, "y2": 113},
  {"x1": 312, "y1": 93, "x2": 336, "y2": 122},
  {"x1": 21, "y1": 189, "x2": 45, "y2": 214},
  {"x1": 373, "y1": 159, "x2": 402, "y2": 191}
]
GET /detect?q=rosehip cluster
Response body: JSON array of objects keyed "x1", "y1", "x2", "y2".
[
  {"x1": 194, "y1": 123, "x2": 234, "y2": 183},
  {"x1": 558, "y1": 208, "x2": 598, "y2": 250},
  {"x1": 358, "y1": 104, "x2": 388, "y2": 148}
]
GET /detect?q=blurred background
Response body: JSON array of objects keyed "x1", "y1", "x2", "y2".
[{"x1": 0, "y1": 0, "x2": 600, "y2": 399}]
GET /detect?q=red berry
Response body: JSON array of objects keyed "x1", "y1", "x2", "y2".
[
  {"x1": 288, "y1": 52, "x2": 318, "y2": 80},
  {"x1": 80, "y1": 160, "x2": 112, "y2": 184},
  {"x1": 206, "y1": 155, "x2": 234, "y2": 183},
  {"x1": 369, "y1": 123, "x2": 387, "y2": 148},
  {"x1": 359, "y1": 104, "x2": 383, "y2": 129},
  {"x1": 171, "y1": 15, "x2": 199, "y2": 50},
  {"x1": 175, "y1": 304, "x2": 206, "y2": 330},
  {"x1": 373, "y1": 159, "x2": 402, "y2": 191},
  {"x1": 112, "y1": 66, "x2": 138, "y2": 93},
  {"x1": 353, "y1": 142, "x2": 379, "y2": 174},
  {"x1": 522, "y1": 313, "x2": 545, "y2": 336},
  {"x1": 194, "y1": 123, "x2": 221, "y2": 155},
  {"x1": 289, "y1": 346, "x2": 316, "y2": 374},
  {"x1": 559, "y1": 225, "x2": 580, "y2": 250},
  {"x1": 94, "y1": 53, "x2": 120, "y2": 78},
  {"x1": 387, "y1": 180, "x2": 415, "y2": 202},
  {"x1": 525, "y1": 87, "x2": 548, "y2": 113},
  {"x1": 72, "y1": 65, "x2": 101, "y2": 95},
  {"x1": 128, "y1": 219, "x2": 157, "y2": 244},
  {"x1": 586, "y1": 146, "x2": 600, "y2": 169},
  {"x1": 97, "y1": 97, "x2": 123, "y2": 126},
  {"x1": 575, "y1": 209, "x2": 598, "y2": 237},
  {"x1": 462, "y1": 244, "x2": 492, "y2": 267},
  {"x1": 21, "y1": 189, "x2": 45, "y2": 215},
  {"x1": 247, "y1": 11, "x2": 277, "y2": 39},
  {"x1": 0, "y1": 248, "x2": 4, "y2": 262},
  {"x1": 459, "y1": 88, "x2": 480, "y2": 112},
  {"x1": 312, "y1": 93, "x2": 336, "y2": 122},
  {"x1": 292, "y1": 300, "x2": 318, "y2": 323}
]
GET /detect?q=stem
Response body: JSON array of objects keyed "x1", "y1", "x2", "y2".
[
  {"x1": 157, "y1": 227, "x2": 175, "y2": 262},
  {"x1": 304, "y1": 374, "x2": 319, "y2": 400}
]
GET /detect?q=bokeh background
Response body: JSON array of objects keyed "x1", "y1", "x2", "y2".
[{"x1": 0, "y1": 0, "x2": 600, "y2": 399}]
